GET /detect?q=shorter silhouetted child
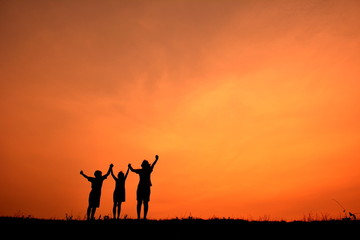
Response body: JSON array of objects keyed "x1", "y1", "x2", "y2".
[
  {"x1": 80, "y1": 163, "x2": 113, "y2": 220},
  {"x1": 110, "y1": 165, "x2": 130, "y2": 219}
]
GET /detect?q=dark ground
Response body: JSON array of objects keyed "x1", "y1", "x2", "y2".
[{"x1": 1, "y1": 217, "x2": 359, "y2": 239}]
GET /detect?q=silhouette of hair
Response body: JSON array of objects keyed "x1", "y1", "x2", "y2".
[
  {"x1": 141, "y1": 160, "x2": 150, "y2": 169},
  {"x1": 117, "y1": 171, "x2": 125, "y2": 178},
  {"x1": 94, "y1": 170, "x2": 102, "y2": 178}
]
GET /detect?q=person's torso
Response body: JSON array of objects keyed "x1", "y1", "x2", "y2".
[
  {"x1": 90, "y1": 178, "x2": 104, "y2": 192},
  {"x1": 139, "y1": 169, "x2": 152, "y2": 187},
  {"x1": 115, "y1": 178, "x2": 125, "y2": 191}
]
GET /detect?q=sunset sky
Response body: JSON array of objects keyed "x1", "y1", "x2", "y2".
[{"x1": 1, "y1": 0, "x2": 360, "y2": 221}]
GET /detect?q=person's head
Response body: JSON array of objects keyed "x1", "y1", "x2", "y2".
[
  {"x1": 118, "y1": 171, "x2": 125, "y2": 179},
  {"x1": 141, "y1": 160, "x2": 150, "y2": 169},
  {"x1": 94, "y1": 170, "x2": 102, "y2": 178}
]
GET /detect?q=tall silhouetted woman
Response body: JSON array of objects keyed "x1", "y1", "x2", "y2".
[
  {"x1": 128, "y1": 155, "x2": 159, "y2": 220},
  {"x1": 80, "y1": 163, "x2": 113, "y2": 220},
  {"x1": 110, "y1": 165, "x2": 130, "y2": 219}
]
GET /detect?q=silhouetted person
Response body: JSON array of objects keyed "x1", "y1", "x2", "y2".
[
  {"x1": 80, "y1": 163, "x2": 113, "y2": 220},
  {"x1": 128, "y1": 155, "x2": 159, "y2": 220},
  {"x1": 110, "y1": 165, "x2": 130, "y2": 219}
]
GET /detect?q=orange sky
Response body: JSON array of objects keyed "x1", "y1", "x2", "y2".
[{"x1": 1, "y1": 0, "x2": 360, "y2": 221}]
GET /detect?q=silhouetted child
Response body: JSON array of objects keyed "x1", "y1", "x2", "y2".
[
  {"x1": 110, "y1": 166, "x2": 130, "y2": 219},
  {"x1": 128, "y1": 155, "x2": 159, "y2": 220},
  {"x1": 80, "y1": 163, "x2": 113, "y2": 220}
]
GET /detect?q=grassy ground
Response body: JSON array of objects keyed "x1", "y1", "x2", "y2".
[{"x1": 1, "y1": 216, "x2": 359, "y2": 239}]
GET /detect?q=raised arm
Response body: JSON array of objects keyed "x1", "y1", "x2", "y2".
[
  {"x1": 151, "y1": 155, "x2": 159, "y2": 169},
  {"x1": 124, "y1": 166, "x2": 130, "y2": 180},
  {"x1": 110, "y1": 167, "x2": 117, "y2": 180},
  {"x1": 103, "y1": 164, "x2": 114, "y2": 178},
  {"x1": 128, "y1": 163, "x2": 134, "y2": 172},
  {"x1": 80, "y1": 170, "x2": 90, "y2": 180},
  {"x1": 128, "y1": 163, "x2": 140, "y2": 173}
]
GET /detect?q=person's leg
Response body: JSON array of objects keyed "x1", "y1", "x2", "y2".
[
  {"x1": 117, "y1": 202, "x2": 122, "y2": 219},
  {"x1": 112, "y1": 202, "x2": 117, "y2": 219},
  {"x1": 137, "y1": 200, "x2": 142, "y2": 219},
  {"x1": 143, "y1": 201, "x2": 149, "y2": 220},
  {"x1": 86, "y1": 206, "x2": 91, "y2": 220},
  {"x1": 90, "y1": 208, "x2": 96, "y2": 220}
]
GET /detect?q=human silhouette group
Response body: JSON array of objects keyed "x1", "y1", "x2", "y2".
[{"x1": 80, "y1": 154, "x2": 159, "y2": 220}]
